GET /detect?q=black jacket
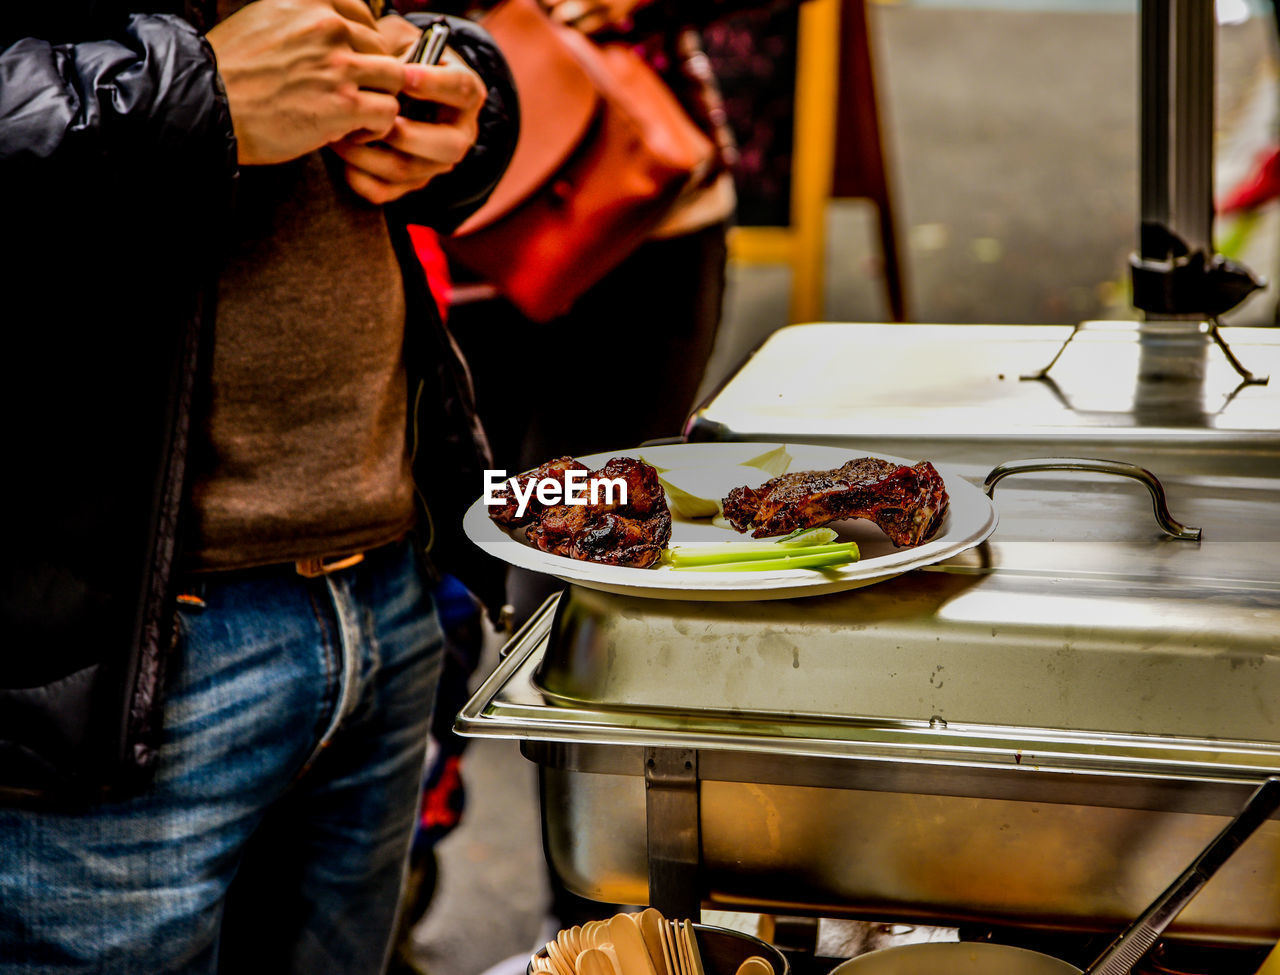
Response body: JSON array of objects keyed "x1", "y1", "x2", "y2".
[{"x1": 0, "y1": 2, "x2": 517, "y2": 803}]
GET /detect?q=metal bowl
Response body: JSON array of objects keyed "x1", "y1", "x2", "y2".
[
  {"x1": 528, "y1": 923, "x2": 789, "y2": 975},
  {"x1": 828, "y1": 943, "x2": 1080, "y2": 975}
]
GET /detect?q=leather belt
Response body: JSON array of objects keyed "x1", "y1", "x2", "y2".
[{"x1": 294, "y1": 552, "x2": 366, "y2": 577}]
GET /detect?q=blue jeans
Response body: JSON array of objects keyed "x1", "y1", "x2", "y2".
[{"x1": 0, "y1": 539, "x2": 443, "y2": 974}]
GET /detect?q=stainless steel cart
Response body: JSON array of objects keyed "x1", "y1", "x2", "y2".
[{"x1": 459, "y1": 321, "x2": 1280, "y2": 948}]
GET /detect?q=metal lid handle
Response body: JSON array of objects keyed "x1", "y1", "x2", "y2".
[{"x1": 982, "y1": 458, "x2": 1202, "y2": 541}]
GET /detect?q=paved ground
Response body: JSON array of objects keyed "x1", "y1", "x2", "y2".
[{"x1": 405, "y1": 6, "x2": 1280, "y2": 975}]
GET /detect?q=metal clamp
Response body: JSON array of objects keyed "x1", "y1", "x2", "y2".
[
  {"x1": 983, "y1": 458, "x2": 1202, "y2": 541},
  {"x1": 644, "y1": 747, "x2": 702, "y2": 920}
]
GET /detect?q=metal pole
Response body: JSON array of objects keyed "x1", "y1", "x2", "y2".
[
  {"x1": 1138, "y1": 0, "x2": 1214, "y2": 263},
  {"x1": 1138, "y1": 0, "x2": 1170, "y2": 245},
  {"x1": 1171, "y1": 0, "x2": 1216, "y2": 258},
  {"x1": 1125, "y1": 2, "x2": 1262, "y2": 380}
]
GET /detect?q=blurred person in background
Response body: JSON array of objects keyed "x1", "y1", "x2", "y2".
[
  {"x1": 0, "y1": 0, "x2": 516, "y2": 970},
  {"x1": 443, "y1": 0, "x2": 743, "y2": 483}
]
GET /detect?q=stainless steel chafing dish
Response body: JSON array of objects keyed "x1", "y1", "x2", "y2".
[
  {"x1": 459, "y1": 0, "x2": 1280, "y2": 953},
  {"x1": 459, "y1": 320, "x2": 1280, "y2": 947}
]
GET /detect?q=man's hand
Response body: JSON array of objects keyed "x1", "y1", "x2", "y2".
[
  {"x1": 329, "y1": 39, "x2": 486, "y2": 206},
  {"x1": 540, "y1": 0, "x2": 645, "y2": 35},
  {"x1": 207, "y1": 0, "x2": 407, "y2": 166}
]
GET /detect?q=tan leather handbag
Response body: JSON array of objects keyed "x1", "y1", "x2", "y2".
[{"x1": 441, "y1": 0, "x2": 716, "y2": 322}]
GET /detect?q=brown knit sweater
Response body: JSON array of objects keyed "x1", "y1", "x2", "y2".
[{"x1": 185, "y1": 151, "x2": 416, "y2": 571}]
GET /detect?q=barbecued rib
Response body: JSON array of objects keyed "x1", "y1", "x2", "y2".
[
  {"x1": 491, "y1": 456, "x2": 672, "y2": 568},
  {"x1": 488, "y1": 456, "x2": 588, "y2": 528},
  {"x1": 528, "y1": 506, "x2": 672, "y2": 568},
  {"x1": 722, "y1": 458, "x2": 948, "y2": 546}
]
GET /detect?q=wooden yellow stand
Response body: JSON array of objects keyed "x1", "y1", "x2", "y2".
[
  {"x1": 728, "y1": 0, "x2": 838, "y2": 325},
  {"x1": 728, "y1": 0, "x2": 906, "y2": 324}
]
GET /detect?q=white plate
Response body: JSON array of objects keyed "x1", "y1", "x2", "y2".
[{"x1": 462, "y1": 442, "x2": 998, "y2": 600}]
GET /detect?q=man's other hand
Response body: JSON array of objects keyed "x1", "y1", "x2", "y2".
[
  {"x1": 329, "y1": 45, "x2": 485, "y2": 206},
  {"x1": 207, "y1": 0, "x2": 406, "y2": 166}
]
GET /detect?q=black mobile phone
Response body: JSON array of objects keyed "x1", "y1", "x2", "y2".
[{"x1": 400, "y1": 21, "x2": 451, "y2": 121}]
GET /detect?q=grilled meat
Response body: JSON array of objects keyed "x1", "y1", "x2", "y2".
[
  {"x1": 723, "y1": 458, "x2": 948, "y2": 546},
  {"x1": 488, "y1": 456, "x2": 588, "y2": 528},
  {"x1": 589, "y1": 456, "x2": 667, "y2": 516},
  {"x1": 491, "y1": 456, "x2": 672, "y2": 568},
  {"x1": 527, "y1": 506, "x2": 672, "y2": 568}
]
